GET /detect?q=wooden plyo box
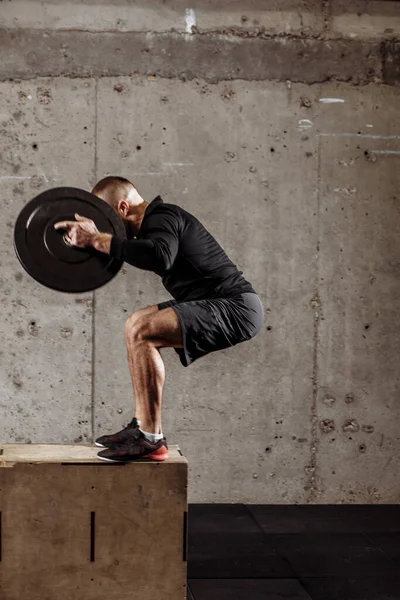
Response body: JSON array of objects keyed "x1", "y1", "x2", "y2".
[{"x1": 0, "y1": 444, "x2": 188, "y2": 600}]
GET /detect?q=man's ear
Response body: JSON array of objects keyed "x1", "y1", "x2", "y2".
[{"x1": 117, "y1": 200, "x2": 129, "y2": 216}]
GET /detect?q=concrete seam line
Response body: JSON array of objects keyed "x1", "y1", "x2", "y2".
[
  {"x1": 0, "y1": 26, "x2": 396, "y2": 42},
  {"x1": 0, "y1": 29, "x2": 392, "y2": 85}
]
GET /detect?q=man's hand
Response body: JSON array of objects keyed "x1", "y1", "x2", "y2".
[
  {"x1": 54, "y1": 214, "x2": 99, "y2": 248},
  {"x1": 54, "y1": 214, "x2": 112, "y2": 254}
]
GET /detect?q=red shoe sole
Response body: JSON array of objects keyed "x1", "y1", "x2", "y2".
[{"x1": 146, "y1": 447, "x2": 169, "y2": 461}]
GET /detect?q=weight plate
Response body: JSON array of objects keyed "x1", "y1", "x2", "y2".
[{"x1": 14, "y1": 187, "x2": 126, "y2": 293}]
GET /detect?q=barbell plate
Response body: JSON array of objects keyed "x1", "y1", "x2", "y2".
[{"x1": 14, "y1": 187, "x2": 126, "y2": 293}]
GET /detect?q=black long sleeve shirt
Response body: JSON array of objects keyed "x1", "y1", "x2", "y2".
[{"x1": 110, "y1": 196, "x2": 255, "y2": 302}]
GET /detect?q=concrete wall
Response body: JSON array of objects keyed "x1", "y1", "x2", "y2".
[{"x1": 0, "y1": 1, "x2": 399, "y2": 503}]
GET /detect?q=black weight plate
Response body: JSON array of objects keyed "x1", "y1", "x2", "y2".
[{"x1": 14, "y1": 187, "x2": 126, "y2": 293}]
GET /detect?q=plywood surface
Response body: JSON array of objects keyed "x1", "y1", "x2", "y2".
[
  {"x1": 0, "y1": 445, "x2": 188, "y2": 600},
  {"x1": 0, "y1": 443, "x2": 186, "y2": 465}
]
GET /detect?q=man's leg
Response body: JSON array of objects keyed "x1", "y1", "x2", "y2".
[{"x1": 125, "y1": 306, "x2": 183, "y2": 435}]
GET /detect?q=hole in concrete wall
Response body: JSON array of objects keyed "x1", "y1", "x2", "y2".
[
  {"x1": 364, "y1": 324, "x2": 370, "y2": 330},
  {"x1": 267, "y1": 326, "x2": 272, "y2": 331},
  {"x1": 362, "y1": 425, "x2": 374, "y2": 434},
  {"x1": 136, "y1": 145, "x2": 142, "y2": 151},
  {"x1": 32, "y1": 143, "x2": 38, "y2": 150},
  {"x1": 270, "y1": 148, "x2": 275, "y2": 153}
]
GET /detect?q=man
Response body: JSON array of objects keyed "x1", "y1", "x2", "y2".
[{"x1": 55, "y1": 177, "x2": 264, "y2": 462}]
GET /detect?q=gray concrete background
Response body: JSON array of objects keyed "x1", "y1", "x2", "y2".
[
  {"x1": 0, "y1": 1, "x2": 399, "y2": 503},
  {"x1": 2, "y1": 0, "x2": 400, "y2": 40}
]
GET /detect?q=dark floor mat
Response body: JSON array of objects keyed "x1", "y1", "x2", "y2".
[
  {"x1": 189, "y1": 503, "x2": 263, "y2": 534},
  {"x1": 301, "y1": 577, "x2": 400, "y2": 600},
  {"x1": 263, "y1": 532, "x2": 399, "y2": 577},
  {"x1": 364, "y1": 533, "x2": 400, "y2": 568},
  {"x1": 189, "y1": 578, "x2": 313, "y2": 600},
  {"x1": 247, "y1": 505, "x2": 400, "y2": 534},
  {"x1": 188, "y1": 531, "x2": 294, "y2": 578}
]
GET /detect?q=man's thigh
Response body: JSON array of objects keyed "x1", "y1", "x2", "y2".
[{"x1": 157, "y1": 294, "x2": 264, "y2": 367}]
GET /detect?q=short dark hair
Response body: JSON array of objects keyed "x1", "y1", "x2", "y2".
[{"x1": 92, "y1": 176, "x2": 135, "y2": 196}]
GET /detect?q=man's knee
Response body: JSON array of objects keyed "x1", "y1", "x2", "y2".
[{"x1": 125, "y1": 312, "x2": 152, "y2": 344}]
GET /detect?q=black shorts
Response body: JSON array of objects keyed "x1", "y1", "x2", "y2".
[{"x1": 157, "y1": 293, "x2": 264, "y2": 367}]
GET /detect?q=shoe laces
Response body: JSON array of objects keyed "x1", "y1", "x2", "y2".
[{"x1": 125, "y1": 418, "x2": 140, "y2": 430}]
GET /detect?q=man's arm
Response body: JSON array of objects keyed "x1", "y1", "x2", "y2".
[
  {"x1": 55, "y1": 209, "x2": 180, "y2": 272},
  {"x1": 109, "y1": 210, "x2": 180, "y2": 271},
  {"x1": 92, "y1": 233, "x2": 112, "y2": 254}
]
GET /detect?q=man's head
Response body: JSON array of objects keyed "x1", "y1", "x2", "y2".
[{"x1": 92, "y1": 176, "x2": 145, "y2": 224}]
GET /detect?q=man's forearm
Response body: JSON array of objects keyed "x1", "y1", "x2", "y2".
[{"x1": 91, "y1": 233, "x2": 112, "y2": 254}]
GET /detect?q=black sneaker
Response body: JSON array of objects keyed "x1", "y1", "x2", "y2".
[
  {"x1": 95, "y1": 417, "x2": 142, "y2": 448},
  {"x1": 97, "y1": 433, "x2": 169, "y2": 462}
]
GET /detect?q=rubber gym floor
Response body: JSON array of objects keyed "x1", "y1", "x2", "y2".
[{"x1": 187, "y1": 504, "x2": 400, "y2": 600}]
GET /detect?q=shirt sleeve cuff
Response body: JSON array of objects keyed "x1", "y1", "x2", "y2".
[{"x1": 110, "y1": 236, "x2": 125, "y2": 261}]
